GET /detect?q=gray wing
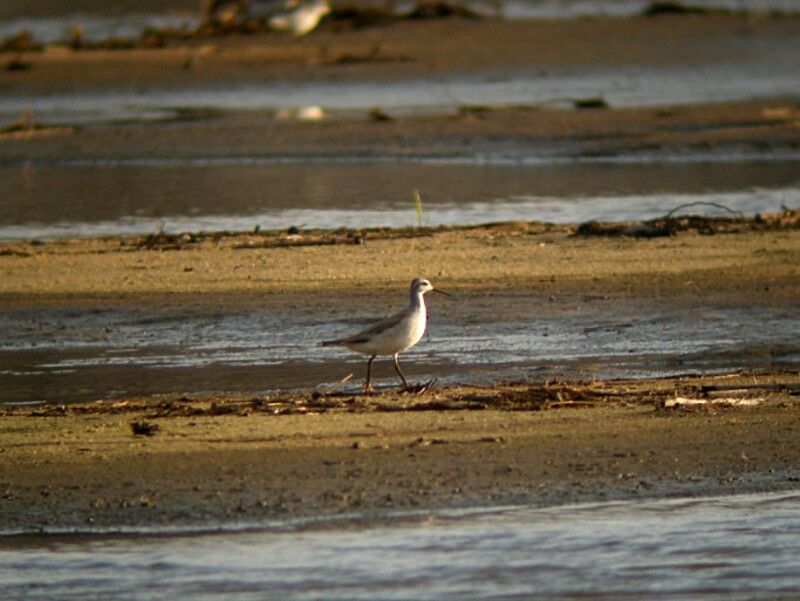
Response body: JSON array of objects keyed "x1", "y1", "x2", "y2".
[{"x1": 322, "y1": 309, "x2": 406, "y2": 346}]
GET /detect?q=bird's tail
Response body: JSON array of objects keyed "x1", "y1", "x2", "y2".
[{"x1": 320, "y1": 339, "x2": 342, "y2": 347}]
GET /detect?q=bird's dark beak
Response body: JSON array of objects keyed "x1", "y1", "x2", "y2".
[{"x1": 433, "y1": 288, "x2": 452, "y2": 297}]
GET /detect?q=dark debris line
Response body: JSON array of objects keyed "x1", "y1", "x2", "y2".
[
  {"x1": 6, "y1": 374, "x2": 798, "y2": 419},
  {"x1": 574, "y1": 206, "x2": 800, "y2": 239}
]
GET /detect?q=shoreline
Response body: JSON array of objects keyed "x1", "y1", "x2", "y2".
[
  {"x1": 4, "y1": 16, "x2": 800, "y2": 90},
  {"x1": 5, "y1": 99, "x2": 800, "y2": 163},
  {"x1": 1, "y1": 217, "x2": 796, "y2": 407},
  {"x1": 4, "y1": 488, "x2": 800, "y2": 540},
  {"x1": 0, "y1": 193, "x2": 798, "y2": 538},
  {"x1": 1, "y1": 372, "x2": 799, "y2": 534},
  {"x1": 2, "y1": 216, "x2": 798, "y2": 298}
]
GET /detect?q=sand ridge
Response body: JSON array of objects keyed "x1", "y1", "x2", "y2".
[{"x1": 1, "y1": 221, "x2": 799, "y2": 299}]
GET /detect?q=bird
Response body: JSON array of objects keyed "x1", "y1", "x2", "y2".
[
  {"x1": 322, "y1": 278, "x2": 450, "y2": 394},
  {"x1": 268, "y1": 0, "x2": 331, "y2": 36}
]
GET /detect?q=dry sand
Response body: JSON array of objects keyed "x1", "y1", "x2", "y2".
[{"x1": 1, "y1": 219, "x2": 798, "y2": 300}]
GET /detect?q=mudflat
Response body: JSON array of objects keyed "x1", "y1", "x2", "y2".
[
  {"x1": 3, "y1": 15, "x2": 800, "y2": 163},
  {"x1": 4, "y1": 16, "x2": 800, "y2": 93}
]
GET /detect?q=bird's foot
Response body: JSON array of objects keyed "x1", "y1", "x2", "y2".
[
  {"x1": 363, "y1": 385, "x2": 376, "y2": 395},
  {"x1": 401, "y1": 379, "x2": 436, "y2": 395}
]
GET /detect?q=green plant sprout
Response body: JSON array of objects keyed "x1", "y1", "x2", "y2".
[{"x1": 413, "y1": 188, "x2": 424, "y2": 229}]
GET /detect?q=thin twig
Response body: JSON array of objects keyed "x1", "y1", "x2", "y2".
[
  {"x1": 320, "y1": 373, "x2": 354, "y2": 395},
  {"x1": 663, "y1": 201, "x2": 744, "y2": 220}
]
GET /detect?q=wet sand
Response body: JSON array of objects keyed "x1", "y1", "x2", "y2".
[
  {"x1": 1, "y1": 373, "x2": 799, "y2": 533},
  {"x1": 4, "y1": 100, "x2": 800, "y2": 164},
  {"x1": 3, "y1": 15, "x2": 800, "y2": 163},
  {"x1": 4, "y1": 16, "x2": 800, "y2": 93},
  {"x1": 1, "y1": 219, "x2": 799, "y2": 531}
]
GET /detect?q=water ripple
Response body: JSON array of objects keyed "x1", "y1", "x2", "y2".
[{"x1": 2, "y1": 491, "x2": 800, "y2": 600}]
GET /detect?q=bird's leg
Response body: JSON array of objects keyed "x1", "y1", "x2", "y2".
[
  {"x1": 364, "y1": 355, "x2": 376, "y2": 394},
  {"x1": 392, "y1": 353, "x2": 410, "y2": 390}
]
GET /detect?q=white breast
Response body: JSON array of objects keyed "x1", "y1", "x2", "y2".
[{"x1": 346, "y1": 305, "x2": 427, "y2": 356}]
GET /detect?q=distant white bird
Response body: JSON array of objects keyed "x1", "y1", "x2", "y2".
[
  {"x1": 268, "y1": 0, "x2": 331, "y2": 35},
  {"x1": 322, "y1": 278, "x2": 449, "y2": 393}
]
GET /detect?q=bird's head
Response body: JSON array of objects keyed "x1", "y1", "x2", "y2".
[{"x1": 411, "y1": 278, "x2": 450, "y2": 297}]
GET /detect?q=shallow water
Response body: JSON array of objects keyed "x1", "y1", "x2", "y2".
[
  {"x1": 1, "y1": 295, "x2": 797, "y2": 404},
  {"x1": 2, "y1": 159, "x2": 799, "y2": 240},
  {"x1": 2, "y1": 157, "x2": 798, "y2": 403},
  {"x1": 2, "y1": 491, "x2": 800, "y2": 600},
  {"x1": 4, "y1": 63, "x2": 800, "y2": 126}
]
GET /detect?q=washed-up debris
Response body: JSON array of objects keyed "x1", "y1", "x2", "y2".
[
  {"x1": 663, "y1": 397, "x2": 765, "y2": 409},
  {"x1": 701, "y1": 383, "x2": 800, "y2": 396},
  {"x1": 122, "y1": 231, "x2": 200, "y2": 251},
  {"x1": 0, "y1": 31, "x2": 40, "y2": 53},
  {"x1": 754, "y1": 209, "x2": 800, "y2": 229},
  {"x1": 368, "y1": 107, "x2": 393, "y2": 122},
  {"x1": 0, "y1": 110, "x2": 74, "y2": 141},
  {"x1": 0, "y1": 248, "x2": 31, "y2": 257},
  {"x1": 322, "y1": 44, "x2": 409, "y2": 66},
  {"x1": 275, "y1": 106, "x2": 325, "y2": 121},
  {"x1": 574, "y1": 207, "x2": 800, "y2": 238},
  {"x1": 4, "y1": 374, "x2": 796, "y2": 420},
  {"x1": 5, "y1": 56, "x2": 31, "y2": 71},
  {"x1": 324, "y1": 6, "x2": 396, "y2": 30},
  {"x1": 643, "y1": 1, "x2": 715, "y2": 16},
  {"x1": 408, "y1": 437, "x2": 449, "y2": 447},
  {"x1": 231, "y1": 226, "x2": 433, "y2": 249},
  {"x1": 574, "y1": 221, "x2": 673, "y2": 238},
  {"x1": 404, "y1": 379, "x2": 437, "y2": 395},
  {"x1": 573, "y1": 97, "x2": 608, "y2": 110},
  {"x1": 130, "y1": 420, "x2": 160, "y2": 436},
  {"x1": 405, "y1": 0, "x2": 483, "y2": 20}
]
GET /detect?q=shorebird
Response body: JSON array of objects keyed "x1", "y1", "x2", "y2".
[
  {"x1": 322, "y1": 278, "x2": 450, "y2": 393},
  {"x1": 268, "y1": 0, "x2": 331, "y2": 35}
]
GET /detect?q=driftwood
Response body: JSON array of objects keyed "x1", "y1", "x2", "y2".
[{"x1": 574, "y1": 207, "x2": 800, "y2": 239}]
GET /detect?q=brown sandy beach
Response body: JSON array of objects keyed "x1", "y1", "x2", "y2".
[
  {"x1": 1, "y1": 372, "x2": 799, "y2": 533},
  {"x1": 2, "y1": 10, "x2": 800, "y2": 534},
  {"x1": 1, "y1": 219, "x2": 799, "y2": 532},
  {"x1": 1, "y1": 216, "x2": 799, "y2": 299}
]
